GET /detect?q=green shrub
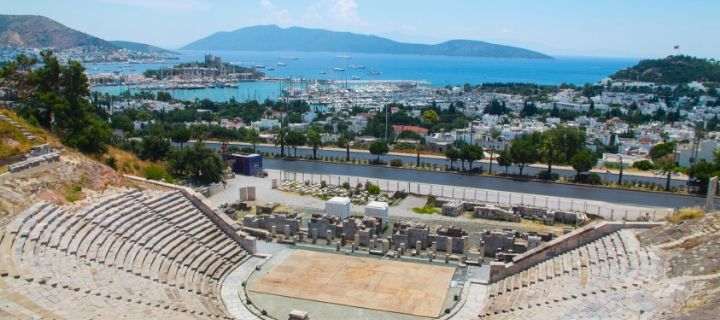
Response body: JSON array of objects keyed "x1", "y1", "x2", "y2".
[
  {"x1": 144, "y1": 164, "x2": 169, "y2": 181},
  {"x1": 105, "y1": 156, "x2": 117, "y2": 170},
  {"x1": 389, "y1": 159, "x2": 403, "y2": 167},
  {"x1": 367, "y1": 184, "x2": 381, "y2": 195},
  {"x1": 632, "y1": 160, "x2": 654, "y2": 171}
]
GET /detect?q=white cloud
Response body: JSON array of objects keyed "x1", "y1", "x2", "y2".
[
  {"x1": 329, "y1": 0, "x2": 361, "y2": 25},
  {"x1": 259, "y1": 0, "x2": 292, "y2": 25}
]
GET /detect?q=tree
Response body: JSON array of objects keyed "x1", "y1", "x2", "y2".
[
  {"x1": 306, "y1": 129, "x2": 323, "y2": 160},
  {"x1": 445, "y1": 147, "x2": 460, "y2": 170},
  {"x1": 688, "y1": 160, "x2": 719, "y2": 194},
  {"x1": 520, "y1": 101, "x2": 539, "y2": 117},
  {"x1": 369, "y1": 140, "x2": 389, "y2": 163},
  {"x1": 422, "y1": 109, "x2": 439, "y2": 124},
  {"x1": 484, "y1": 99, "x2": 508, "y2": 115},
  {"x1": 140, "y1": 135, "x2": 171, "y2": 161},
  {"x1": 156, "y1": 91, "x2": 172, "y2": 102},
  {"x1": 170, "y1": 125, "x2": 191, "y2": 149},
  {"x1": 285, "y1": 130, "x2": 306, "y2": 157},
  {"x1": 538, "y1": 130, "x2": 562, "y2": 176},
  {"x1": 461, "y1": 144, "x2": 484, "y2": 171},
  {"x1": 497, "y1": 148, "x2": 513, "y2": 174},
  {"x1": 510, "y1": 139, "x2": 537, "y2": 175},
  {"x1": 248, "y1": 129, "x2": 260, "y2": 153},
  {"x1": 275, "y1": 127, "x2": 286, "y2": 157},
  {"x1": 650, "y1": 142, "x2": 677, "y2": 190},
  {"x1": 338, "y1": 133, "x2": 351, "y2": 161},
  {"x1": 5, "y1": 51, "x2": 112, "y2": 154},
  {"x1": 570, "y1": 150, "x2": 596, "y2": 179},
  {"x1": 166, "y1": 142, "x2": 225, "y2": 185}
]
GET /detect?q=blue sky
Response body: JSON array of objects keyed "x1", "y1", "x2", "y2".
[{"x1": 4, "y1": 0, "x2": 719, "y2": 58}]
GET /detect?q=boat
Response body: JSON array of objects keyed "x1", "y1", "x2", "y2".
[
  {"x1": 267, "y1": 67, "x2": 275, "y2": 71},
  {"x1": 348, "y1": 64, "x2": 365, "y2": 69},
  {"x1": 351, "y1": 75, "x2": 361, "y2": 80},
  {"x1": 319, "y1": 71, "x2": 327, "y2": 75},
  {"x1": 335, "y1": 54, "x2": 351, "y2": 59},
  {"x1": 367, "y1": 70, "x2": 381, "y2": 75},
  {"x1": 332, "y1": 67, "x2": 345, "y2": 72},
  {"x1": 254, "y1": 64, "x2": 265, "y2": 69},
  {"x1": 276, "y1": 62, "x2": 287, "y2": 66}
]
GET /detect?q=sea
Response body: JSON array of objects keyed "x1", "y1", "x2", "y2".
[{"x1": 89, "y1": 50, "x2": 639, "y2": 102}]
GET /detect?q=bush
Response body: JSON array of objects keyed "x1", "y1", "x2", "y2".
[
  {"x1": 105, "y1": 156, "x2": 117, "y2": 170},
  {"x1": 537, "y1": 170, "x2": 559, "y2": 181},
  {"x1": 389, "y1": 159, "x2": 403, "y2": 167},
  {"x1": 144, "y1": 164, "x2": 169, "y2": 181},
  {"x1": 341, "y1": 182, "x2": 351, "y2": 189},
  {"x1": 632, "y1": 160, "x2": 654, "y2": 171},
  {"x1": 587, "y1": 173, "x2": 602, "y2": 185},
  {"x1": 366, "y1": 183, "x2": 381, "y2": 195}
]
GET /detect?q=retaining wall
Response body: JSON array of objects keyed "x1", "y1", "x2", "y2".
[{"x1": 488, "y1": 221, "x2": 663, "y2": 282}]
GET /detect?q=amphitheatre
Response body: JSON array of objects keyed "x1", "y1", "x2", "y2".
[{"x1": 1, "y1": 112, "x2": 719, "y2": 320}]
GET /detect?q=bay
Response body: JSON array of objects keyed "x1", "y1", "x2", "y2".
[{"x1": 89, "y1": 50, "x2": 639, "y2": 102}]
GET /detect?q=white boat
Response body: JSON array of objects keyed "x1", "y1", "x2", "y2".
[
  {"x1": 333, "y1": 67, "x2": 345, "y2": 72},
  {"x1": 351, "y1": 75, "x2": 361, "y2": 80},
  {"x1": 276, "y1": 62, "x2": 287, "y2": 66},
  {"x1": 319, "y1": 71, "x2": 327, "y2": 74},
  {"x1": 335, "y1": 54, "x2": 351, "y2": 59},
  {"x1": 349, "y1": 64, "x2": 365, "y2": 69},
  {"x1": 254, "y1": 65, "x2": 265, "y2": 69},
  {"x1": 367, "y1": 70, "x2": 381, "y2": 75}
]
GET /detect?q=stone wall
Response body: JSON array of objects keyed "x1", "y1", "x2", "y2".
[{"x1": 488, "y1": 221, "x2": 663, "y2": 282}]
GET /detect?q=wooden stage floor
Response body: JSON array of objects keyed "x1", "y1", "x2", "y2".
[{"x1": 250, "y1": 250, "x2": 455, "y2": 318}]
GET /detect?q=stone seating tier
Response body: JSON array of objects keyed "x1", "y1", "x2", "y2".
[
  {"x1": 480, "y1": 229, "x2": 659, "y2": 318},
  {"x1": 0, "y1": 190, "x2": 251, "y2": 319}
]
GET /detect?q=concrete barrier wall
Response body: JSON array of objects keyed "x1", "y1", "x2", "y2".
[
  {"x1": 124, "y1": 175, "x2": 258, "y2": 254},
  {"x1": 488, "y1": 221, "x2": 663, "y2": 282}
]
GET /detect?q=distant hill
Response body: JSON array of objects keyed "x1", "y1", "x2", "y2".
[
  {"x1": 109, "y1": 41, "x2": 176, "y2": 54},
  {"x1": 611, "y1": 55, "x2": 720, "y2": 84},
  {"x1": 183, "y1": 25, "x2": 552, "y2": 59},
  {"x1": 0, "y1": 15, "x2": 115, "y2": 49}
]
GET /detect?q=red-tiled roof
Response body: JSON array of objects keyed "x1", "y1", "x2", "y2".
[{"x1": 392, "y1": 125, "x2": 428, "y2": 135}]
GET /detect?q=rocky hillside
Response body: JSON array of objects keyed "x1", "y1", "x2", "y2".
[
  {"x1": 0, "y1": 15, "x2": 115, "y2": 49},
  {"x1": 638, "y1": 212, "x2": 720, "y2": 319}
]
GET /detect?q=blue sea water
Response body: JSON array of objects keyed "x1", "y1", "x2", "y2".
[{"x1": 89, "y1": 50, "x2": 638, "y2": 102}]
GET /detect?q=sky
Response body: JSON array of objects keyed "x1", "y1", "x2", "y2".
[{"x1": 3, "y1": 0, "x2": 720, "y2": 58}]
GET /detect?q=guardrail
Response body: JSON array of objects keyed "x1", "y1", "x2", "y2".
[{"x1": 277, "y1": 170, "x2": 674, "y2": 222}]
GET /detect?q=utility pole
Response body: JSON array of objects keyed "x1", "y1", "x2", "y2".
[
  {"x1": 618, "y1": 155, "x2": 623, "y2": 185},
  {"x1": 385, "y1": 104, "x2": 389, "y2": 142}
]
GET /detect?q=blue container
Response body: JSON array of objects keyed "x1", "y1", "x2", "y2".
[{"x1": 229, "y1": 154, "x2": 263, "y2": 176}]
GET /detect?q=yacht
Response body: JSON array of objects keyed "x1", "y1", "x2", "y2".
[
  {"x1": 319, "y1": 71, "x2": 327, "y2": 75},
  {"x1": 276, "y1": 62, "x2": 287, "y2": 67},
  {"x1": 367, "y1": 70, "x2": 381, "y2": 75},
  {"x1": 333, "y1": 67, "x2": 345, "y2": 72},
  {"x1": 254, "y1": 64, "x2": 265, "y2": 69},
  {"x1": 349, "y1": 64, "x2": 365, "y2": 69}
]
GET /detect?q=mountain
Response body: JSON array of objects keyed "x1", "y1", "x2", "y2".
[
  {"x1": 0, "y1": 15, "x2": 115, "y2": 49},
  {"x1": 611, "y1": 55, "x2": 720, "y2": 84},
  {"x1": 182, "y1": 25, "x2": 552, "y2": 59},
  {"x1": 109, "y1": 41, "x2": 176, "y2": 54}
]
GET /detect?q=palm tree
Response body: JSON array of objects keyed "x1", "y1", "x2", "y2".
[
  {"x1": 338, "y1": 133, "x2": 351, "y2": 161},
  {"x1": 307, "y1": 129, "x2": 323, "y2": 160},
  {"x1": 274, "y1": 128, "x2": 286, "y2": 157},
  {"x1": 248, "y1": 129, "x2": 260, "y2": 153}
]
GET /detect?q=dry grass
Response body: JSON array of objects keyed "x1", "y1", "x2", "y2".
[
  {"x1": 0, "y1": 109, "x2": 52, "y2": 161},
  {"x1": 668, "y1": 207, "x2": 705, "y2": 224}
]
